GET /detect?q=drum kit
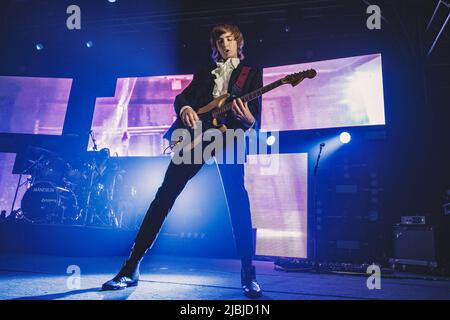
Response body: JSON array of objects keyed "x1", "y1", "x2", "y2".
[{"x1": 18, "y1": 146, "x2": 126, "y2": 227}]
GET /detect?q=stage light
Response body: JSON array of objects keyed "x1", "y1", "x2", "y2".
[
  {"x1": 86, "y1": 41, "x2": 94, "y2": 48},
  {"x1": 108, "y1": 0, "x2": 117, "y2": 3},
  {"x1": 339, "y1": 132, "x2": 351, "y2": 144},
  {"x1": 35, "y1": 43, "x2": 44, "y2": 51},
  {"x1": 266, "y1": 135, "x2": 276, "y2": 146}
]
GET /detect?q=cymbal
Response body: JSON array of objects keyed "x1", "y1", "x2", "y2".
[{"x1": 26, "y1": 146, "x2": 60, "y2": 159}]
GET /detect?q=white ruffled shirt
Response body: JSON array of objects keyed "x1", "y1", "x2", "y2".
[
  {"x1": 179, "y1": 58, "x2": 255, "y2": 130},
  {"x1": 179, "y1": 58, "x2": 240, "y2": 116},
  {"x1": 211, "y1": 57, "x2": 240, "y2": 98}
]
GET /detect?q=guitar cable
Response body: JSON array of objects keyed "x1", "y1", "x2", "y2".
[{"x1": 163, "y1": 136, "x2": 183, "y2": 155}]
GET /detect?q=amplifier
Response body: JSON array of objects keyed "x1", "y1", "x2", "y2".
[
  {"x1": 401, "y1": 216, "x2": 425, "y2": 225},
  {"x1": 392, "y1": 224, "x2": 437, "y2": 268}
]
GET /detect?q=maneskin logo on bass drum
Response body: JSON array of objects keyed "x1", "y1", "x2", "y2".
[
  {"x1": 41, "y1": 198, "x2": 58, "y2": 203},
  {"x1": 33, "y1": 187, "x2": 55, "y2": 192}
]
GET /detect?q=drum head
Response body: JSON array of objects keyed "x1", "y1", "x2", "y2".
[{"x1": 21, "y1": 181, "x2": 59, "y2": 223}]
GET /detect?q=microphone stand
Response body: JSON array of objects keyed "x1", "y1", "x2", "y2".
[
  {"x1": 84, "y1": 131, "x2": 98, "y2": 225},
  {"x1": 90, "y1": 130, "x2": 98, "y2": 151},
  {"x1": 311, "y1": 142, "x2": 325, "y2": 272}
]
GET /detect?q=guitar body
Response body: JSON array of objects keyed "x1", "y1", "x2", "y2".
[{"x1": 171, "y1": 93, "x2": 230, "y2": 150}]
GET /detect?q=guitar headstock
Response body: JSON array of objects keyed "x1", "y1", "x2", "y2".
[{"x1": 281, "y1": 69, "x2": 317, "y2": 87}]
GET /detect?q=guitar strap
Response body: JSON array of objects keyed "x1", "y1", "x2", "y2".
[{"x1": 231, "y1": 66, "x2": 251, "y2": 96}]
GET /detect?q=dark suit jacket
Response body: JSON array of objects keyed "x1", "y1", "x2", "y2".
[{"x1": 163, "y1": 62, "x2": 263, "y2": 141}]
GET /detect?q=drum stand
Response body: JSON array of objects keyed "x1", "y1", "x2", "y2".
[
  {"x1": 83, "y1": 131, "x2": 121, "y2": 228},
  {"x1": 83, "y1": 160, "x2": 98, "y2": 226},
  {"x1": 10, "y1": 155, "x2": 44, "y2": 218},
  {"x1": 107, "y1": 173, "x2": 122, "y2": 228},
  {"x1": 83, "y1": 130, "x2": 98, "y2": 226},
  {"x1": 10, "y1": 174, "x2": 24, "y2": 218},
  {"x1": 83, "y1": 162, "x2": 120, "y2": 228}
]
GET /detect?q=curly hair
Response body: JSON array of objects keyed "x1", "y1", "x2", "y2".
[{"x1": 210, "y1": 23, "x2": 245, "y2": 62}]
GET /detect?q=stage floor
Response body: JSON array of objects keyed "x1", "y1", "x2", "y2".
[{"x1": 1, "y1": 254, "x2": 450, "y2": 300}]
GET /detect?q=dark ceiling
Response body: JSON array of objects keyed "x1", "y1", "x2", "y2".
[{"x1": 0, "y1": 0, "x2": 447, "y2": 95}]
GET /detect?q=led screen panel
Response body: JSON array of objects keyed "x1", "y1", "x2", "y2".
[
  {"x1": 245, "y1": 153, "x2": 308, "y2": 258},
  {"x1": 0, "y1": 76, "x2": 72, "y2": 135},
  {"x1": 261, "y1": 54, "x2": 385, "y2": 131}
]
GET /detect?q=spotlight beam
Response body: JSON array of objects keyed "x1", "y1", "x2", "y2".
[{"x1": 427, "y1": 12, "x2": 450, "y2": 57}]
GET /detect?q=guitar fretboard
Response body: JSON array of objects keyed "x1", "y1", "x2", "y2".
[{"x1": 211, "y1": 79, "x2": 284, "y2": 118}]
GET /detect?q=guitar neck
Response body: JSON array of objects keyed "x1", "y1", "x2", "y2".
[{"x1": 212, "y1": 79, "x2": 284, "y2": 118}]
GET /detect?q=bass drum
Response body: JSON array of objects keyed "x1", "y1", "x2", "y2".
[{"x1": 21, "y1": 181, "x2": 80, "y2": 223}]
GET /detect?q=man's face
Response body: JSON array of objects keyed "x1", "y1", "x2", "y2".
[{"x1": 216, "y1": 32, "x2": 238, "y2": 60}]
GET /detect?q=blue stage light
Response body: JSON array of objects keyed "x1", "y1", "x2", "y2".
[
  {"x1": 339, "y1": 132, "x2": 351, "y2": 144},
  {"x1": 86, "y1": 41, "x2": 94, "y2": 48},
  {"x1": 267, "y1": 135, "x2": 276, "y2": 146},
  {"x1": 35, "y1": 43, "x2": 44, "y2": 51},
  {"x1": 108, "y1": 0, "x2": 117, "y2": 3}
]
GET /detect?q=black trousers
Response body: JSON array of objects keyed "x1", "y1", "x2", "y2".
[{"x1": 130, "y1": 155, "x2": 254, "y2": 263}]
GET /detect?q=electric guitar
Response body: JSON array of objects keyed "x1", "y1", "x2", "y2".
[{"x1": 169, "y1": 68, "x2": 317, "y2": 151}]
